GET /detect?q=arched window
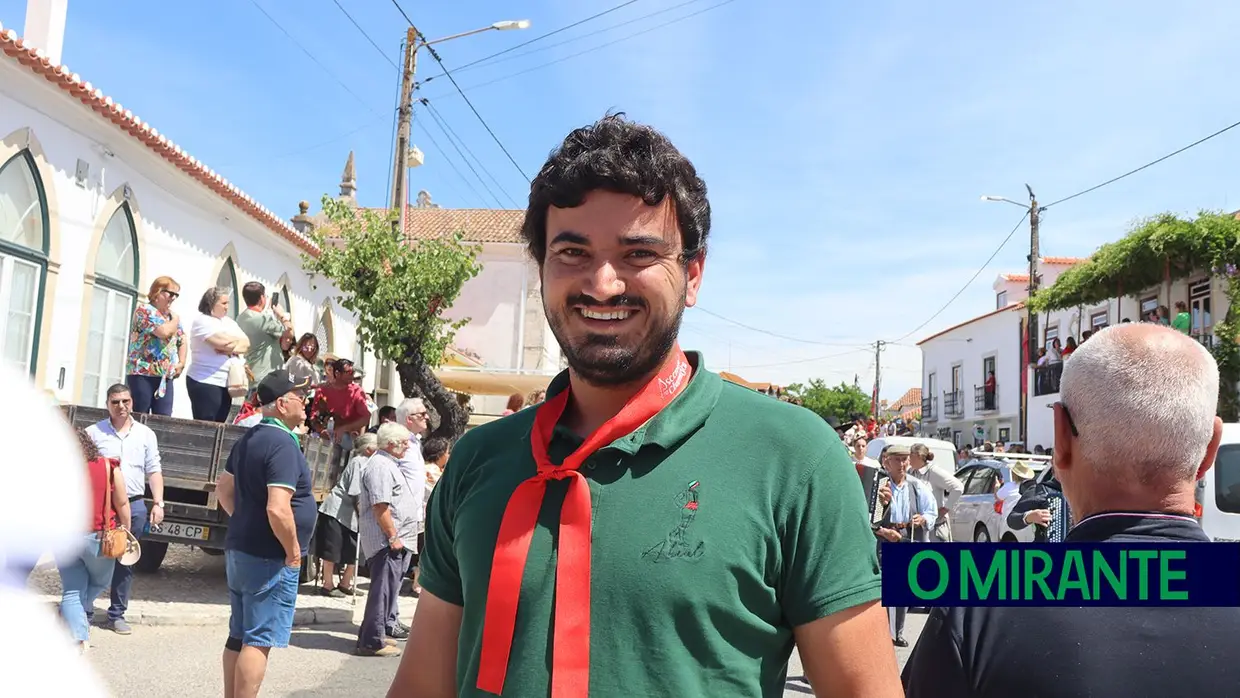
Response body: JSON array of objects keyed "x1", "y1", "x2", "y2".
[
  {"x1": 274, "y1": 284, "x2": 291, "y2": 317},
  {"x1": 0, "y1": 151, "x2": 49, "y2": 376},
  {"x1": 216, "y1": 258, "x2": 239, "y2": 319},
  {"x1": 82, "y1": 203, "x2": 139, "y2": 406},
  {"x1": 314, "y1": 306, "x2": 333, "y2": 355}
]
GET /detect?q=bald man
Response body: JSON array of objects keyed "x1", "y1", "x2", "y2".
[{"x1": 902, "y1": 323, "x2": 1240, "y2": 697}]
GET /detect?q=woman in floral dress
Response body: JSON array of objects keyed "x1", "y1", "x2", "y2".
[{"x1": 125, "y1": 276, "x2": 185, "y2": 416}]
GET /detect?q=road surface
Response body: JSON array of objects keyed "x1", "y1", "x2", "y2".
[{"x1": 79, "y1": 613, "x2": 926, "y2": 696}]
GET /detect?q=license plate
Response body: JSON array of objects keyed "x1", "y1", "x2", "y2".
[{"x1": 149, "y1": 522, "x2": 210, "y2": 541}]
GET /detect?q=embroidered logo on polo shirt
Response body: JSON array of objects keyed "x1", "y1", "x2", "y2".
[
  {"x1": 642, "y1": 480, "x2": 705, "y2": 562},
  {"x1": 658, "y1": 357, "x2": 690, "y2": 398}
]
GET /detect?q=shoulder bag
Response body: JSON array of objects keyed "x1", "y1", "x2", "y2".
[{"x1": 99, "y1": 459, "x2": 128, "y2": 559}]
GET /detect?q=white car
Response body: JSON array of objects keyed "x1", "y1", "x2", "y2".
[
  {"x1": 865, "y1": 436, "x2": 958, "y2": 470},
  {"x1": 1197, "y1": 423, "x2": 1240, "y2": 541},
  {"x1": 950, "y1": 457, "x2": 1049, "y2": 543}
]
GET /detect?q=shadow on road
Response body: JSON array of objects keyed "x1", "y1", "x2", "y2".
[{"x1": 289, "y1": 626, "x2": 360, "y2": 654}]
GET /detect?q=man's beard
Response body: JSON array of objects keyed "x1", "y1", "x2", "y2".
[{"x1": 546, "y1": 289, "x2": 685, "y2": 388}]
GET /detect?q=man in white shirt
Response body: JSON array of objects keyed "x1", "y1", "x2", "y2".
[
  {"x1": 391, "y1": 398, "x2": 430, "y2": 619},
  {"x1": 85, "y1": 384, "x2": 164, "y2": 636}
]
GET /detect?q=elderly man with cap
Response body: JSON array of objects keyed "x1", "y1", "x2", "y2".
[
  {"x1": 215, "y1": 370, "x2": 316, "y2": 698},
  {"x1": 873, "y1": 443, "x2": 937, "y2": 647}
]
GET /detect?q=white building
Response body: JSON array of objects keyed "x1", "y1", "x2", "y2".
[
  {"x1": 917, "y1": 300, "x2": 1023, "y2": 449},
  {"x1": 0, "y1": 13, "x2": 362, "y2": 417},
  {"x1": 921, "y1": 251, "x2": 1231, "y2": 450}
]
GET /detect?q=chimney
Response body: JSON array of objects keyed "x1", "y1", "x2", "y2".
[
  {"x1": 338, "y1": 151, "x2": 357, "y2": 206},
  {"x1": 23, "y1": 0, "x2": 69, "y2": 65}
]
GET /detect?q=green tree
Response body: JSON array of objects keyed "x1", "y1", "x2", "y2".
[
  {"x1": 784, "y1": 379, "x2": 872, "y2": 423},
  {"x1": 302, "y1": 196, "x2": 482, "y2": 441}
]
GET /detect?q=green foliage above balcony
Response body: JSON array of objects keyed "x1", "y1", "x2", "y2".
[
  {"x1": 1028, "y1": 210, "x2": 1240, "y2": 421},
  {"x1": 1027, "y1": 211, "x2": 1240, "y2": 313}
]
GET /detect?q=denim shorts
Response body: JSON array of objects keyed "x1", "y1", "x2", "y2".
[{"x1": 225, "y1": 550, "x2": 300, "y2": 648}]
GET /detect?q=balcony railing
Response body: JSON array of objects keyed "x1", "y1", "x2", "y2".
[
  {"x1": 921, "y1": 397, "x2": 937, "y2": 421},
  {"x1": 1034, "y1": 363, "x2": 1061, "y2": 396},
  {"x1": 975, "y1": 385, "x2": 998, "y2": 412},
  {"x1": 943, "y1": 390, "x2": 963, "y2": 417}
]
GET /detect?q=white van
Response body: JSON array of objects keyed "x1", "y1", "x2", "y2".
[
  {"x1": 1197, "y1": 423, "x2": 1240, "y2": 541},
  {"x1": 866, "y1": 436, "x2": 958, "y2": 470}
]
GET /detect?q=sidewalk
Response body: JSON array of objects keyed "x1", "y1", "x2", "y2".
[{"x1": 26, "y1": 545, "x2": 397, "y2": 627}]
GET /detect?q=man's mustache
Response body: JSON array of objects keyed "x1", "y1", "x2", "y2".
[{"x1": 567, "y1": 294, "x2": 646, "y2": 309}]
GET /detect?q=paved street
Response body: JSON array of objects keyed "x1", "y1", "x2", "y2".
[{"x1": 78, "y1": 609, "x2": 925, "y2": 696}]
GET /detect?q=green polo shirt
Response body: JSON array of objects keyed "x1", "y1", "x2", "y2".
[{"x1": 420, "y1": 352, "x2": 881, "y2": 697}]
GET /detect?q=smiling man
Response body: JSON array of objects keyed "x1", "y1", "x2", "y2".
[{"x1": 388, "y1": 114, "x2": 900, "y2": 698}]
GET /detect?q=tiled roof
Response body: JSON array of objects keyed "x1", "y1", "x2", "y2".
[
  {"x1": 889, "y1": 387, "x2": 922, "y2": 410},
  {"x1": 1041, "y1": 256, "x2": 1087, "y2": 266},
  {"x1": 395, "y1": 206, "x2": 525, "y2": 244},
  {"x1": 0, "y1": 24, "x2": 317, "y2": 257},
  {"x1": 917, "y1": 302, "x2": 1024, "y2": 346},
  {"x1": 1001, "y1": 273, "x2": 1030, "y2": 282}
]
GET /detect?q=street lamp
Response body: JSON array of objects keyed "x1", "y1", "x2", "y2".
[
  {"x1": 419, "y1": 19, "x2": 532, "y2": 47},
  {"x1": 390, "y1": 18, "x2": 531, "y2": 230},
  {"x1": 980, "y1": 195, "x2": 1027, "y2": 208}
]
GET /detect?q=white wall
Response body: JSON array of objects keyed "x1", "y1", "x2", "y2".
[
  {"x1": 1, "y1": 60, "x2": 358, "y2": 417},
  {"x1": 920, "y1": 306, "x2": 1022, "y2": 447}
]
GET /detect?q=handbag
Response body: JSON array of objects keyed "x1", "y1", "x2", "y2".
[
  {"x1": 227, "y1": 358, "x2": 249, "y2": 398},
  {"x1": 99, "y1": 459, "x2": 128, "y2": 559}
]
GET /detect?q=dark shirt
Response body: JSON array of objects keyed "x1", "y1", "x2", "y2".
[
  {"x1": 223, "y1": 420, "x2": 316, "y2": 559},
  {"x1": 902, "y1": 512, "x2": 1240, "y2": 697}
]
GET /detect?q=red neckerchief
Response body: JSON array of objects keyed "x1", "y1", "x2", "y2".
[{"x1": 477, "y1": 347, "x2": 692, "y2": 698}]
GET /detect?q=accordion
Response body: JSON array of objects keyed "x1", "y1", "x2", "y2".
[
  {"x1": 858, "y1": 465, "x2": 884, "y2": 524},
  {"x1": 1046, "y1": 490, "x2": 1071, "y2": 542}
]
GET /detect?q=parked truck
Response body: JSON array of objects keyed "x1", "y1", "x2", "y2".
[{"x1": 62, "y1": 404, "x2": 336, "y2": 580}]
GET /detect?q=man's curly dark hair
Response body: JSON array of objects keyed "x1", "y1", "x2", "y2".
[{"x1": 521, "y1": 113, "x2": 710, "y2": 265}]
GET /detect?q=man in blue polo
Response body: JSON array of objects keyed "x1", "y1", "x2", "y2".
[{"x1": 216, "y1": 370, "x2": 315, "y2": 698}]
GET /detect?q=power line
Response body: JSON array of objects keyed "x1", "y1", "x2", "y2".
[
  {"x1": 414, "y1": 109, "x2": 496, "y2": 204},
  {"x1": 420, "y1": 101, "x2": 506, "y2": 208},
  {"x1": 408, "y1": 121, "x2": 476, "y2": 205},
  {"x1": 690, "y1": 307, "x2": 874, "y2": 347},
  {"x1": 418, "y1": 40, "x2": 532, "y2": 184},
  {"x1": 420, "y1": 0, "x2": 643, "y2": 81},
  {"x1": 329, "y1": 0, "x2": 400, "y2": 71},
  {"x1": 422, "y1": 99, "x2": 522, "y2": 207},
  {"x1": 729, "y1": 346, "x2": 872, "y2": 371},
  {"x1": 423, "y1": 0, "x2": 738, "y2": 100},
  {"x1": 247, "y1": 0, "x2": 381, "y2": 115},
  {"x1": 888, "y1": 211, "x2": 1031, "y2": 345},
  {"x1": 1044, "y1": 118, "x2": 1240, "y2": 209}
]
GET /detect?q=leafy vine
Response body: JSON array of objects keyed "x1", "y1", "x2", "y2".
[{"x1": 1030, "y1": 211, "x2": 1240, "y2": 419}]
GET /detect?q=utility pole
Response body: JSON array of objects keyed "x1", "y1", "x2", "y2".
[
  {"x1": 872, "y1": 340, "x2": 885, "y2": 417},
  {"x1": 390, "y1": 26, "x2": 420, "y2": 234},
  {"x1": 1023, "y1": 184, "x2": 1042, "y2": 443}
]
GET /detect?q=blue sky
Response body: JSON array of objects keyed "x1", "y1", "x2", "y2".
[{"x1": 6, "y1": 0, "x2": 1240, "y2": 400}]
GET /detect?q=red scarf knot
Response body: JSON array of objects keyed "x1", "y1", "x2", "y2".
[{"x1": 476, "y1": 349, "x2": 692, "y2": 698}]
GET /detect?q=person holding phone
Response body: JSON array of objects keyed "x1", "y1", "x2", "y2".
[{"x1": 238, "y1": 282, "x2": 294, "y2": 384}]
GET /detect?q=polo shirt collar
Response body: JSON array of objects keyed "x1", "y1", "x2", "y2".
[
  {"x1": 1067, "y1": 511, "x2": 1208, "y2": 542},
  {"x1": 259, "y1": 417, "x2": 300, "y2": 446},
  {"x1": 544, "y1": 351, "x2": 721, "y2": 456}
]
